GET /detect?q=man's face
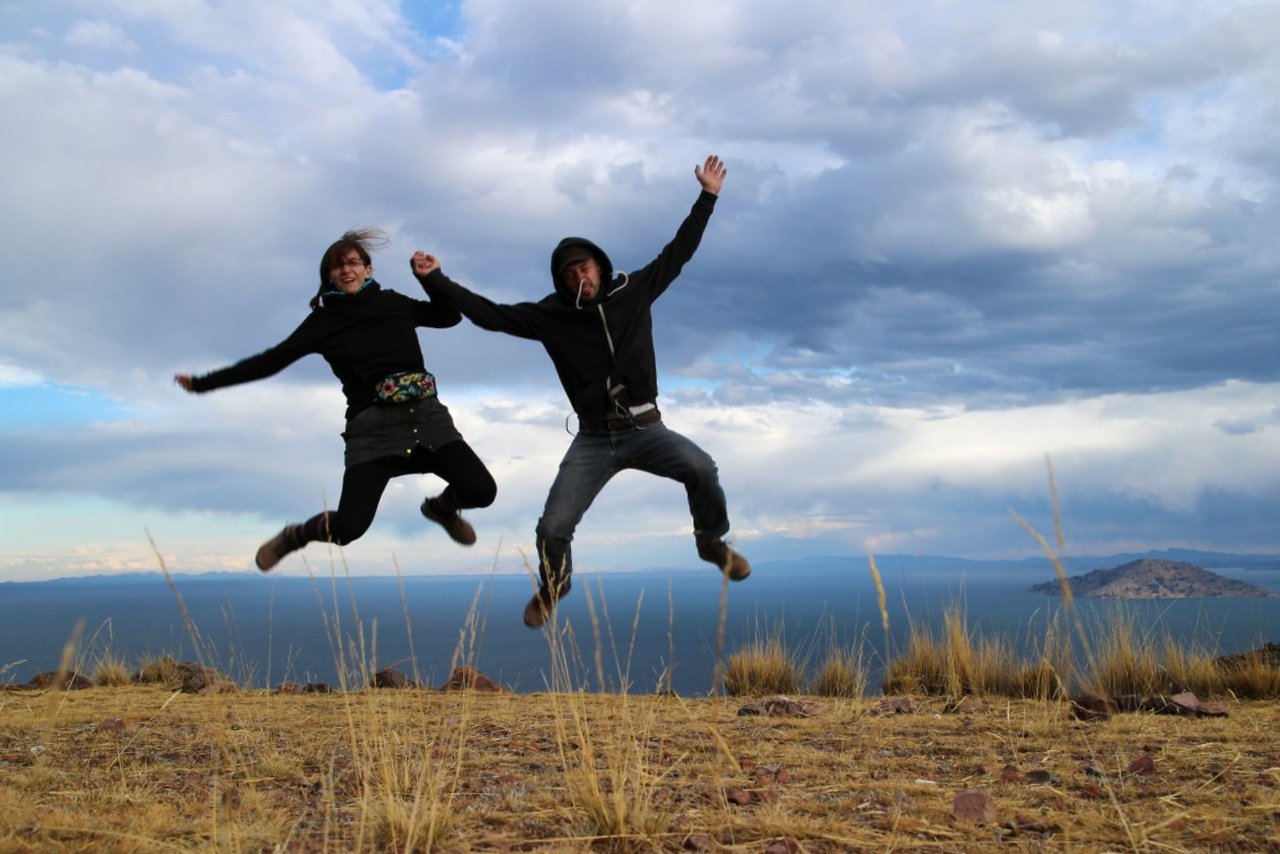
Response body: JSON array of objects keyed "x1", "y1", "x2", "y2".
[
  {"x1": 329, "y1": 250, "x2": 370, "y2": 293},
  {"x1": 562, "y1": 257, "x2": 601, "y2": 301}
]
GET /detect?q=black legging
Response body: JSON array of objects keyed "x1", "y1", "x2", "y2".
[{"x1": 299, "y1": 440, "x2": 496, "y2": 545}]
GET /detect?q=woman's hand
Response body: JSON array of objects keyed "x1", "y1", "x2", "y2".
[
  {"x1": 174, "y1": 374, "x2": 196, "y2": 392},
  {"x1": 410, "y1": 251, "x2": 439, "y2": 278}
]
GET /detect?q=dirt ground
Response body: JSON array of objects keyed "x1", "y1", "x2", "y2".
[{"x1": 2, "y1": 685, "x2": 1278, "y2": 851}]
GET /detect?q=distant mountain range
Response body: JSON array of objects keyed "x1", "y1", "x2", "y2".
[
  {"x1": 1029, "y1": 558, "x2": 1280, "y2": 599},
  {"x1": 6, "y1": 548, "x2": 1280, "y2": 586},
  {"x1": 755, "y1": 548, "x2": 1280, "y2": 575}
]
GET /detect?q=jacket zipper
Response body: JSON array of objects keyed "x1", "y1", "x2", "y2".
[{"x1": 596, "y1": 304, "x2": 623, "y2": 401}]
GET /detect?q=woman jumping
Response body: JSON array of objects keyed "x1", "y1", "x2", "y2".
[{"x1": 175, "y1": 229, "x2": 496, "y2": 571}]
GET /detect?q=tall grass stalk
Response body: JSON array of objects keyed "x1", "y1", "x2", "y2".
[
  {"x1": 1009, "y1": 455, "x2": 1083, "y2": 693},
  {"x1": 712, "y1": 570, "x2": 732, "y2": 695},
  {"x1": 867, "y1": 554, "x2": 890, "y2": 651},
  {"x1": 393, "y1": 555, "x2": 421, "y2": 685}
]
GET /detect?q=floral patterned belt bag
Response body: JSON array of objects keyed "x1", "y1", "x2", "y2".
[{"x1": 375, "y1": 371, "x2": 437, "y2": 405}]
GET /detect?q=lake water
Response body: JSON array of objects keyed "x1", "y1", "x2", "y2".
[{"x1": 3, "y1": 559, "x2": 1278, "y2": 696}]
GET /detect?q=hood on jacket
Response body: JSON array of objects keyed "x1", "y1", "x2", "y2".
[{"x1": 549, "y1": 237, "x2": 614, "y2": 307}]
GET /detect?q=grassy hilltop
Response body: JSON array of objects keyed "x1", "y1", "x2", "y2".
[{"x1": 3, "y1": 603, "x2": 1279, "y2": 851}]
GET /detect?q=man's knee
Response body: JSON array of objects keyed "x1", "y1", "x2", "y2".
[
  {"x1": 676, "y1": 446, "x2": 720, "y2": 484},
  {"x1": 536, "y1": 515, "x2": 575, "y2": 543}
]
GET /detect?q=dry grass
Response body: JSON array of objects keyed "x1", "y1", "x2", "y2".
[
  {"x1": 132, "y1": 655, "x2": 184, "y2": 689},
  {"x1": 723, "y1": 633, "x2": 803, "y2": 696},
  {"x1": 89, "y1": 651, "x2": 132, "y2": 689},
  {"x1": 1, "y1": 684, "x2": 1277, "y2": 851},
  {"x1": 809, "y1": 645, "x2": 869, "y2": 698}
]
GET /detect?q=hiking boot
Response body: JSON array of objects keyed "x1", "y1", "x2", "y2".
[
  {"x1": 255, "y1": 525, "x2": 303, "y2": 573},
  {"x1": 523, "y1": 577, "x2": 572, "y2": 629},
  {"x1": 697, "y1": 539, "x2": 751, "y2": 581},
  {"x1": 421, "y1": 497, "x2": 476, "y2": 546}
]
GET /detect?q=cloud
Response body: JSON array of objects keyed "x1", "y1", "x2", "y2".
[
  {"x1": 2, "y1": 1, "x2": 1279, "y2": 579},
  {"x1": 63, "y1": 20, "x2": 137, "y2": 53}
]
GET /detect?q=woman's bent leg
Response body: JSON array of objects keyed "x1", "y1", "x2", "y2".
[
  {"x1": 424, "y1": 440, "x2": 497, "y2": 511},
  {"x1": 415, "y1": 440, "x2": 496, "y2": 545}
]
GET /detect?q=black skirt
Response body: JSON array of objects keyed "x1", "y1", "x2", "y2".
[{"x1": 341, "y1": 396, "x2": 463, "y2": 467}]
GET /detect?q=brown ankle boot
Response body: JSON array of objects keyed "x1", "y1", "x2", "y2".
[
  {"x1": 421, "y1": 497, "x2": 476, "y2": 546},
  {"x1": 697, "y1": 539, "x2": 751, "y2": 581},
  {"x1": 522, "y1": 576, "x2": 572, "y2": 629},
  {"x1": 255, "y1": 525, "x2": 304, "y2": 572}
]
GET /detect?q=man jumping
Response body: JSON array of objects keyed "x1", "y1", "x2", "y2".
[{"x1": 412, "y1": 155, "x2": 749, "y2": 627}]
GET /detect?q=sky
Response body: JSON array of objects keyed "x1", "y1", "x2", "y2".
[{"x1": 2, "y1": 0, "x2": 1279, "y2": 582}]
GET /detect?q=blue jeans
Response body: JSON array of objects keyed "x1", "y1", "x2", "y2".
[{"x1": 534, "y1": 422, "x2": 731, "y2": 587}]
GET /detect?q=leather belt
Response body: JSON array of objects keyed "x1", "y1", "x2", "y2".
[{"x1": 580, "y1": 406, "x2": 662, "y2": 434}]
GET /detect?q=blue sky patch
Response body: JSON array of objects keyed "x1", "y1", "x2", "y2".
[{"x1": 1, "y1": 384, "x2": 128, "y2": 431}]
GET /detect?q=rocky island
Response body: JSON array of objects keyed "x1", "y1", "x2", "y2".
[{"x1": 1031, "y1": 558, "x2": 1279, "y2": 599}]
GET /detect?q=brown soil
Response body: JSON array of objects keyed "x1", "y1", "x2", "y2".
[{"x1": 1, "y1": 686, "x2": 1277, "y2": 851}]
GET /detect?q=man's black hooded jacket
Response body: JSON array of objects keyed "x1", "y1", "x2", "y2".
[{"x1": 420, "y1": 190, "x2": 718, "y2": 425}]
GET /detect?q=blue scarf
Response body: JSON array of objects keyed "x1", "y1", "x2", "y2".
[{"x1": 319, "y1": 277, "x2": 373, "y2": 299}]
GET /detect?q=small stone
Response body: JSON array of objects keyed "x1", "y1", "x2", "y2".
[
  {"x1": 944, "y1": 696, "x2": 987, "y2": 714},
  {"x1": 953, "y1": 788, "x2": 998, "y2": 824},
  {"x1": 371, "y1": 667, "x2": 411, "y2": 689},
  {"x1": 763, "y1": 840, "x2": 799, "y2": 854},
  {"x1": 1126, "y1": 753, "x2": 1157, "y2": 776},
  {"x1": 725, "y1": 787, "x2": 752, "y2": 805},
  {"x1": 1078, "y1": 781, "x2": 1105, "y2": 799},
  {"x1": 95, "y1": 718, "x2": 125, "y2": 732},
  {"x1": 1008, "y1": 815, "x2": 1062, "y2": 836},
  {"x1": 24, "y1": 671, "x2": 93, "y2": 691},
  {"x1": 1167, "y1": 691, "x2": 1229, "y2": 717},
  {"x1": 870, "y1": 697, "x2": 918, "y2": 716},
  {"x1": 1025, "y1": 769, "x2": 1061, "y2": 786},
  {"x1": 736, "y1": 696, "x2": 821, "y2": 717},
  {"x1": 1113, "y1": 694, "x2": 1145, "y2": 712},
  {"x1": 474, "y1": 832, "x2": 517, "y2": 851},
  {"x1": 1070, "y1": 695, "x2": 1112, "y2": 721},
  {"x1": 440, "y1": 666, "x2": 509, "y2": 692},
  {"x1": 752, "y1": 764, "x2": 791, "y2": 785}
]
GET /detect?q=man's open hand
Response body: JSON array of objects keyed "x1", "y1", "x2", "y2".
[{"x1": 695, "y1": 155, "x2": 727, "y2": 196}]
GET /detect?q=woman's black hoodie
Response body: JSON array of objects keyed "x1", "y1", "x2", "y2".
[{"x1": 189, "y1": 280, "x2": 461, "y2": 420}]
